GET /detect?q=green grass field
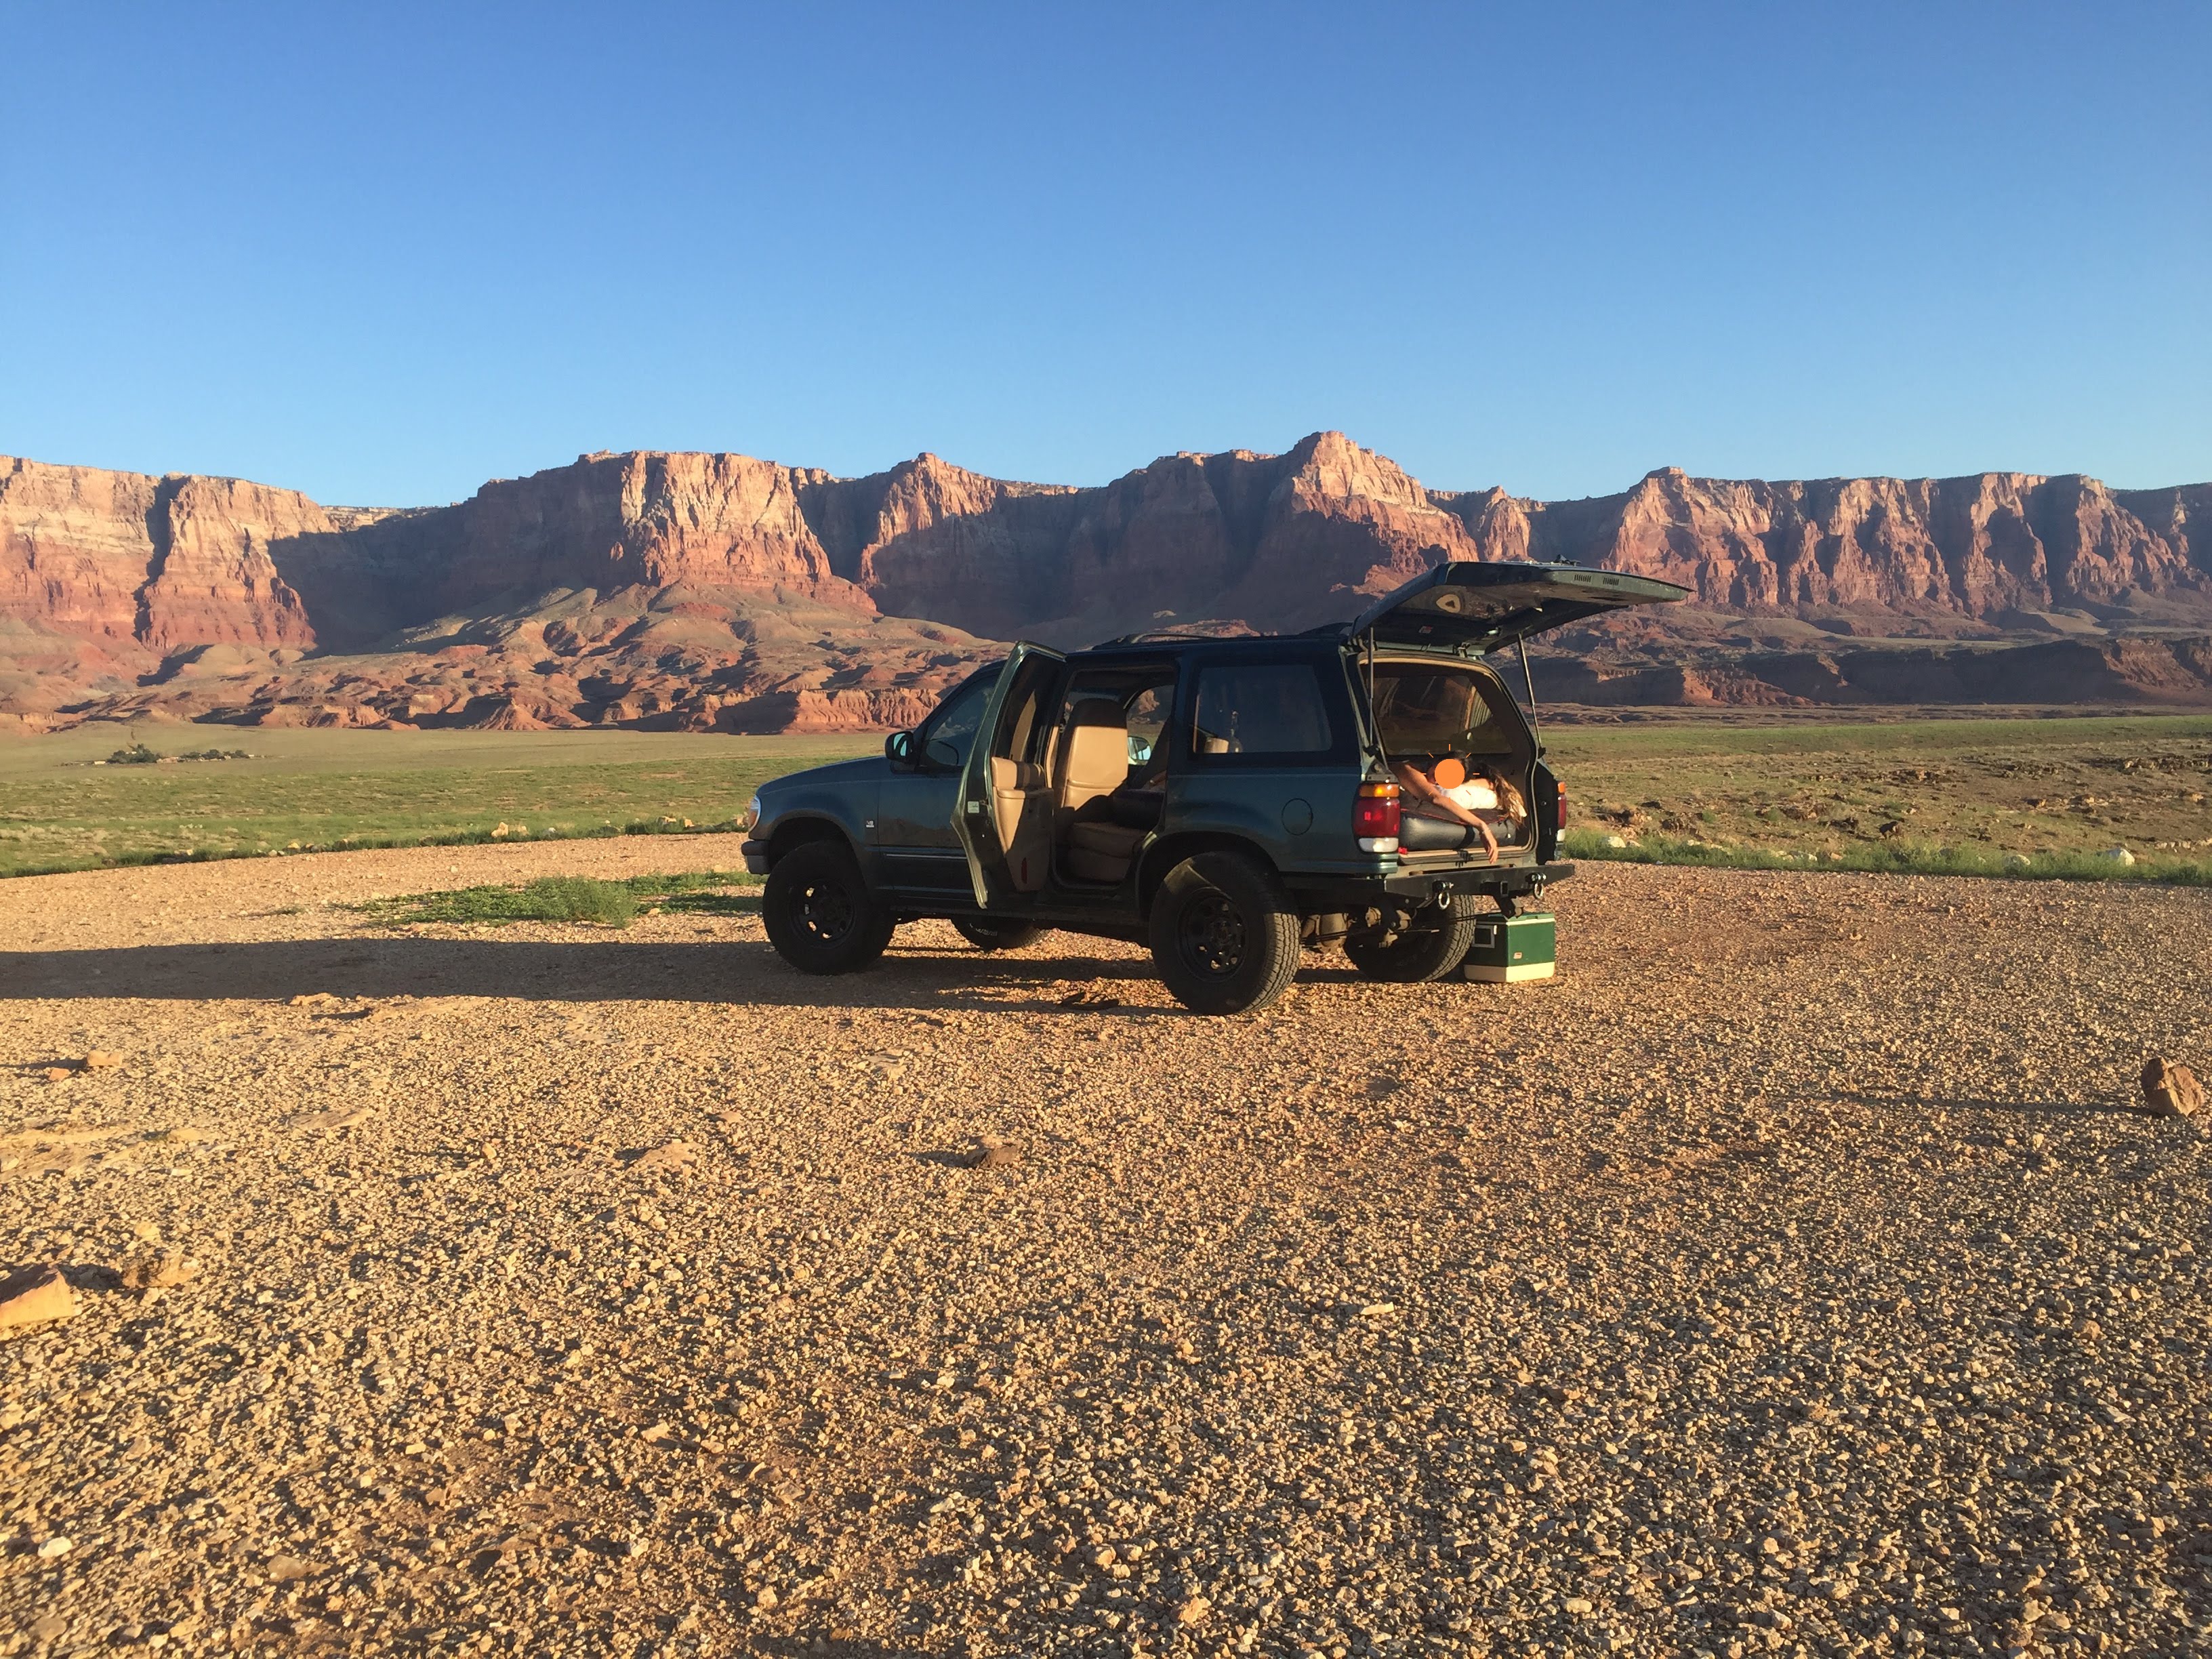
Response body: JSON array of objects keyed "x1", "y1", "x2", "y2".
[
  {"x1": 2, "y1": 711, "x2": 2207, "y2": 882},
  {"x1": 0, "y1": 724, "x2": 874, "y2": 878},
  {"x1": 354, "y1": 870, "x2": 762, "y2": 928},
  {"x1": 1547, "y1": 712, "x2": 2212, "y2": 882}
]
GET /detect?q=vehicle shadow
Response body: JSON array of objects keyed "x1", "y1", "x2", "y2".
[{"x1": 0, "y1": 935, "x2": 1172, "y2": 1015}]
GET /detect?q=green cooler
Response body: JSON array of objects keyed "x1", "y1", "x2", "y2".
[{"x1": 1461, "y1": 912, "x2": 1556, "y2": 983}]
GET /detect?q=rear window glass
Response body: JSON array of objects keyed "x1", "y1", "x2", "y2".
[
  {"x1": 1192, "y1": 663, "x2": 1332, "y2": 755},
  {"x1": 1371, "y1": 665, "x2": 1513, "y2": 757}
]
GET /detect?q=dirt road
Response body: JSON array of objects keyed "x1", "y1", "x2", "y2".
[{"x1": 3, "y1": 838, "x2": 2207, "y2": 1658}]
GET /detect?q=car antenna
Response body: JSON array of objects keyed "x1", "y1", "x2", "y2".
[{"x1": 1516, "y1": 636, "x2": 1543, "y2": 753}]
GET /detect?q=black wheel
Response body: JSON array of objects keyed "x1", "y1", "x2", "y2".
[
  {"x1": 953, "y1": 917, "x2": 1046, "y2": 951},
  {"x1": 762, "y1": 841, "x2": 895, "y2": 974},
  {"x1": 1343, "y1": 894, "x2": 1482, "y2": 983},
  {"x1": 1147, "y1": 852, "x2": 1302, "y2": 1015}
]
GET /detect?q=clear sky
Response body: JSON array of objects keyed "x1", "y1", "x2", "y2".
[{"x1": 3, "y1": 2, "x2": 2206, "y2": 506}]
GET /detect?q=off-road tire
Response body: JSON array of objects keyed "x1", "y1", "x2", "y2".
[
  {"x1": 1343, "y1": 894, "x2": 1483, "y2": 983},
  {"x1": 1147, "y1": 852, "x2": 1302, "y2": 1016},
  {"x1": 762, "y1": 841, "x2": 895, "y2": 975},
  {"x1": 952, "y1": 917, "x2": 1046, "y2": 951}
]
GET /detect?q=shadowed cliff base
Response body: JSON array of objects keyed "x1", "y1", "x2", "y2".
[{"x1": 1530, "y1": 630, "x2": 2212, "y2": 708}]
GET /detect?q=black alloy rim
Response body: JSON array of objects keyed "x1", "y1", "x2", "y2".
[
  {"x1": 1178, "y1": 892, "x2": 1246, "y2": 977},
  {"x1": 798, "y1": 878, "x2": 856, "y2": 944}
]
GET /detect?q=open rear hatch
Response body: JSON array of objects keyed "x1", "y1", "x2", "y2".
[{"x1": 1341, "y1": 561, "x2": 1689, "y2": 654}]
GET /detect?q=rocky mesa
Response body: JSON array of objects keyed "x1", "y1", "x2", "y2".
[
  {"x1": 4, "y1": 434, "x2": 2210, "y2": 731},
  {"x1": 1452, "y1": 467, "x2": 2212, "y2": 623}
]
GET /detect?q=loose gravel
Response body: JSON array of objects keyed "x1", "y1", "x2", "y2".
[{"x1": 2, "y1": 836, "x2": 2208, "y2": 1659}]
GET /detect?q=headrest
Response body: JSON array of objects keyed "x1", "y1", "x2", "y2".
[{"x1": 1067, "y1": 698, "x2": 1126, "y2": 729}]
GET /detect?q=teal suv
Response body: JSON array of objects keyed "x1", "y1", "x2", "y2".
[{"x1": 740, "y1": 563, "x2": 1685, "y2": 1014}]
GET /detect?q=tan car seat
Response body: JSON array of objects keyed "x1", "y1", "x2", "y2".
[
  {"x1": 990, "y1": 756, "x2": 1051, "y2": 891},
  {"x1": 1054, "y1": 699, "x2": 1143, "y2": 884},
  {"x1": 1068, "y1": 817, "x2": 1147, "y2": 883}
]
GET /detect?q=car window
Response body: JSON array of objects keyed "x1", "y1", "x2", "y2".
[
  {"x1": 1126, "y1": 682, "x2": 1174, "y2": 767},
  {"x1": 1191, "y1": 663, "x2": 1332, "y2": 755},
  {"x1": 990, "y1": 655, "x2": 1059, "y2": 764},
  {"x1": 1050, "y1": 669, "x2": 1178, "y2": 771},
  {"x1": 920, "y1": 665, "x2": 1001, "y2": 768}
]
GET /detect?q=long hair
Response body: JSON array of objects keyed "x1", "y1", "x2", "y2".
[{"x1": 1474, "y1": 763, "x2": 1528, "y2": 821}]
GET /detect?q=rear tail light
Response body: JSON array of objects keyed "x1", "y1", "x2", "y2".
[
  {"x1": 1555, "y1": 784, "x2": 1567, "y2": 830},
  {"x1": 1353, "y1": 779, "x2": 1401, "y2": 853}
]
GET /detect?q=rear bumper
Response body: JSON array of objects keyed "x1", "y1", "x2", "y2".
[
  {"x1": 1385, "y1": 859, "x2": 1573, "y2": 902},
  {"x1": 1285, "y1": 859, "x2": 1573, "y2": 912},
  {"x1": 741, "y1": 839, "x2": 771, "y2": 876}
]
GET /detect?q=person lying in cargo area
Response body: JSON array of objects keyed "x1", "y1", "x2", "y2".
[{"x1": 1392, "y1": 756, "x2": 1526, "y2": 861}]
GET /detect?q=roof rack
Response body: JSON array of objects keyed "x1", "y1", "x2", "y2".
[{"x1": 1090, "y1": 627, "x2": 1240, "y2": 647}]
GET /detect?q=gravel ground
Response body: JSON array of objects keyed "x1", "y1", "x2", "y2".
[{"x1": 3, "y1": 836, "x2": 2209, "y2": 1659}]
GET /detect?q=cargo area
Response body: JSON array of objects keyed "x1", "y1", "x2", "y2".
[{"x1": 1364, "y1": 656, "x2": 1539, "y2": 858}]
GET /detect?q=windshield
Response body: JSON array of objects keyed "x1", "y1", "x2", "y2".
[{"x1": 918, "y1": 662, "x2": 1003, "y2": 768}]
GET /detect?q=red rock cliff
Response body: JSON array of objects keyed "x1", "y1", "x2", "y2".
[
  {"x1": 0, "y1": 457, "x2": 319, "y2": 655},
  {"x1": 280, "y1": 451, "x2": 876, "y2": 649},
  {"x1": 6, "y1": 438, "x2": 2209, "y2": 725},
  {"x1": 859, "y1": 433, "x2": 1483, "y2": 639},
  {"x1": 1439, "y1": 468, "x2": 2211, "y2": 621}
]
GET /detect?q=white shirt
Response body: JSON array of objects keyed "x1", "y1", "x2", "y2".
[{"x1": 1443, "y1": 778, "x2": 1502, "y2": 815}]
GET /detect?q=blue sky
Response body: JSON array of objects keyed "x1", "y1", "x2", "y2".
[{"x1": 3, "y1": 2, "x2": 2205, "y2": 506}]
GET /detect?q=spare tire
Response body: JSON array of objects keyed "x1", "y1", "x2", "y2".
[{"x1": 1343, "y1": 894, "x2": 1482, "y2": 983}]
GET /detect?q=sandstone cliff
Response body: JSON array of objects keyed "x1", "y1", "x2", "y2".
[
  {"x1": 274, "y1": 450, "x2": 879, "y2": 651},
  {"x1": 5, "y1": 436, "x2": 2210, "y2": 730},
  {"x1": 839, "y1": 442, "x2": 2212, "y2": 643},
  {"x1": 1440, "y1": 468, "x2": 2212, "y2": 625},
  {"x1": 0, "y1": 457, "x2": 320, "y2": 653},
  {"x1": 854, "y1": 434, "x2": 1484, "y2": 642}
]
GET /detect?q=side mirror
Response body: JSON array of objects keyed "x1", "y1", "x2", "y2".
[
  {"x1": 885, "y1": 730, "x2": 915, "y2": 769},
  {"x1": 924, "y1": 737, "x2": 964, "y2": 770}
]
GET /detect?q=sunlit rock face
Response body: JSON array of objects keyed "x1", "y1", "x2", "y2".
[
  {"x1": 3, "y1": 436, "x2": 2208, "y2": 730},
  {"x1": 1444, "y1": 466, "x2": 2211, "y2": 617}
]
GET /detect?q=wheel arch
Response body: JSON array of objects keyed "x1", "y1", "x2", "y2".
[
  {"x1": 763, "y1": 814, "x2": 857, "y2": 867},
  {"x1": 1136, "y1": 831, "x2": 1283, "y2": 914}
]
